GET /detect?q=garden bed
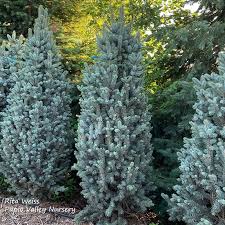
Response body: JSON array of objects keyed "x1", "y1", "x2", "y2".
[
  {"x1": 0, "y1": 195, "x2": 87, "y2": 225},
  {"x1": 0, "y1": 195, "x2": 159, "y2": 225}
]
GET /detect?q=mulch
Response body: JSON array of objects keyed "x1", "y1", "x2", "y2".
[
  {"x1": 0, "y1": 195, "x2": 159, "y2": 225},
  {"x1": 0, "y1": 194, "x2": 86, "y2": 225}
]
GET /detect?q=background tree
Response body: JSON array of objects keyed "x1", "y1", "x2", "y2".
[
  {"x1": 0, "y1": 0, "x2": 77, "y2": 40},
  {"x1": 163, "y1": 52, "x2": 225, "y2": 225},
  {"x1": 74, "y1": 9, "x2": 154, "y2": 225},
  {"x1": 141, "y1": 0, "x2": 225, "y2": 216},
  {"x1": 0, "y1": 6, "x2": 72, "y2": 198}
]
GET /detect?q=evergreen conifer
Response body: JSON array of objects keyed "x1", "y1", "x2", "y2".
[
  {"x1": 0, "y1": 32, "x2": 24, "y2": 123},
  {"x1": 163, "y1": 52, "x2": 225, "y2": 224},
  {"x1": 74, "y1": 9, "x2": 154, "y2": 225},
  {"x1": 0, "y1": 6, "x2": 72, "y2": 198}
]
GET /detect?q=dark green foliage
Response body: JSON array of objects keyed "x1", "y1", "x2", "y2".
[
  {"x1": 0, "y1": 175, "x2": 9, "y2": 192},
  {"x1": 70, "y1": 84, "x2": 80, "y2": 132},
  {"x1": 50, "y1": 176, "x2": 79, "y2": 202},
  {"x1": 0, "y1": 0, "x2": 77, "y2": 39},
  {"x1": 0, "y1": 0, "x2": 33, "y2": 39},
  {"x1": 190, "y1": 0, "x2": 225, "y2": 11}
]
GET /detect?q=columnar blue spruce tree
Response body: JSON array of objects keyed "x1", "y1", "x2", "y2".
[
  {"x1": 0, "y1": 32, "x2": 24, "y2": 122},
  {"x1": 0, "y1": 6, "x2": 72, "y2": 198},
  {"x1": 163, "y1": 52, "x2": 225, "y2": 225},
  {"x1": 74, "y1": 9, "x2": 154, "y2": 225}
]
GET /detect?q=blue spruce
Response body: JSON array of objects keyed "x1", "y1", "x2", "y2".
[
  {"x1": 0, "y1": 6, "x2": 72, "y2": 198},
  {"x1": 163, "y1": 52, "x2": 225, "y2": 225},
  {"x1": 0, "y1": 31, "x2": 24, "y2": 122},
  {"x1": 74, "y1": 9, "x2": 154, "y2": 225}
]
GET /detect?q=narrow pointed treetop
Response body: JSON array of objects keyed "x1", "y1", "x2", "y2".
[
  {"x1": 74, "y1": 7, "x2": 154, "y2": 225},
  {"x1": 0, "y1": 6, "x2": 72, "y2": 198}
]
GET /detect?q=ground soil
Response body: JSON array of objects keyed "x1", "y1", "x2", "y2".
[
  {"x1": 0, "y1": 195, "x2": 158, "y2": 225},
  {"x1": 0, "y1": 206, "x2": 77, "y2": 225},
  {"x1": 0, "y1": 194, "x2": 87, "y2": 225}
]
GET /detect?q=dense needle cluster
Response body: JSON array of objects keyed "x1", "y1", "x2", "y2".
[
  {"x1": 0, "y1": 6, "x2": 72, "y2": 198},
  {"x1": 74, "y1": 9, "x2": 155, "y2": 225}
]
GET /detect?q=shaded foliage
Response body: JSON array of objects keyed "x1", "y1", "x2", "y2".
[{"x1": 0, "y1": 0, "x2": 78, "y2": 39}]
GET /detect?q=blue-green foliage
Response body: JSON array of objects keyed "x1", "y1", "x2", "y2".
[
  {"x1": 0, "y1": 6, "x2": 72, "y2": 198},
  {"x1": 0, "y1": 32, "x2": 24, "y2": 121},
  {"x1": 148, "y1": 1, "x2": 225, "y2": 216},
  {"x1": 74, "y1": 9, "x2": 155, "y2": 225},
  {"x1": 163, "y1": 52, "x2": 225, "y2": 224}
]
